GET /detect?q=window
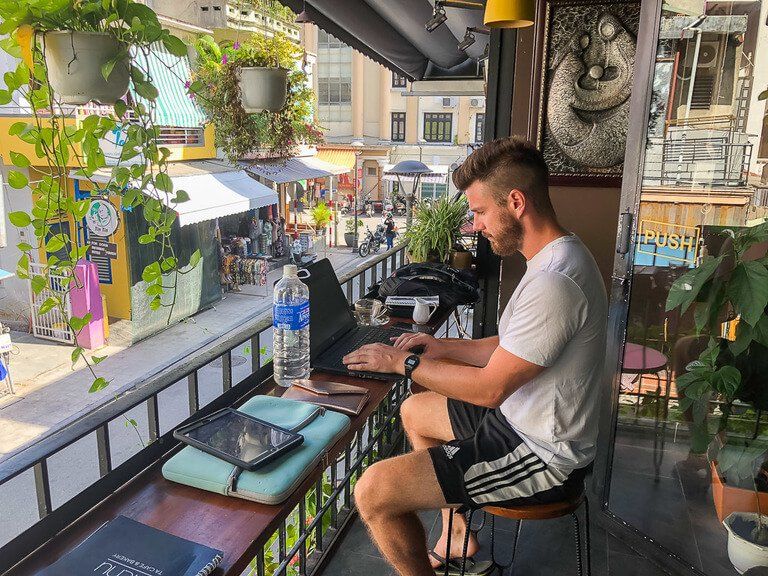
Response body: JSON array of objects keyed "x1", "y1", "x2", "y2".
[
  {"x1": 475, "y1": 113, "x2": 485, "y2": 143},
  {"x1": 420, "y1": 183, "x2": 447, "y2": 200},
  {"x1": 423, "y1": 113, "x2": 452, "y2": 143},
  {"x1": 391, "y1": 112, "x2": 406, "y2": 142},
  {"x1": 392, "y1": 72, "x2": 407, "y2": 88},
  {"x1": 317, "y1": 30, "x2": 352, "y2": 123},
  {"x1": 367, "y1": 167, "x2": 378, "y2": 177}
]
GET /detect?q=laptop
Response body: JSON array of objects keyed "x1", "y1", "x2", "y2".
[{"x1": 305, "y1": 259, "x2": 408, "y2": 380}]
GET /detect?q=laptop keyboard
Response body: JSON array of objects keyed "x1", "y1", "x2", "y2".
[{"x1": 319, "y1": 326, "x2": 405, "y2": 372}]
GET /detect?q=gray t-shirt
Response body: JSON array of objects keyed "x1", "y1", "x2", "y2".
[{"x1": 498, "y1": 234, "x2": 607, "y2": 473}]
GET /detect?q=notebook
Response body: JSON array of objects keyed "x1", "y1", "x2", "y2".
[
  {"x1": 282, "y1": 379, "x2": 370, "y2": 416},
  {"x1": 37, "y1": 516, "x2": 222, "y2": 576}
]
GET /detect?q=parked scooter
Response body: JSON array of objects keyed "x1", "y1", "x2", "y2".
[{"x1": 357, "y1": 225, "x2": 385, "y2": 257}]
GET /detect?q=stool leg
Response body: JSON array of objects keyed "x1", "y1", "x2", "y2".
[
  {"x1": 444, "y1": 511, "x2": 454, "y2": 576},
  {"x1": 459, "y1": 510, "x2": 475, "y2": 576},
  {"x1": 508, "y1": 519, "x2": 522, "y2": 575},
  {"x1": 572, "y1": 512, "x2": 583, "y2": 576},
  {"x1": 584, "y1": 495, "x2": 591, "y2": 576}
]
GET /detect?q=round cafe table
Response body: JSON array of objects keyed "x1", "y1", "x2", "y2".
[{"x1": 622, "y1": 342, "x2": 668, "y2": 374}]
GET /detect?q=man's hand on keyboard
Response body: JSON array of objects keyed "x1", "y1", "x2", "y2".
[
  {"x1": 391, "y1": 332, "x2": 442, "y2": 358},
  {"x1": 343, "y1": 343, "x2": 408, "y2": 375}
]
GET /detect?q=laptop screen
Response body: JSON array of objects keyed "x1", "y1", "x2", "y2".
[{"x1": 303, "y1": 259, "x2": 357, "y2": 360}]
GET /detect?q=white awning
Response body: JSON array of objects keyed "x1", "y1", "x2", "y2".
[
  {"x1": 382, "y1": 164, "x2": 448, "y2": 185},
  {"x1": 246, "y1": 155, "x2": 351, "y2": 184},
  {"x1": 69, "y1": 161, "x2": 278, "y2": 227}
]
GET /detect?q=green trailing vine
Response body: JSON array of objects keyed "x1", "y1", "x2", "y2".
[
  {"x1": 0, "y1": 0, "x2": 201, "y2": 393},
  {"x1": 189, "y1": 33, "x2": 323, "y2": 164}
]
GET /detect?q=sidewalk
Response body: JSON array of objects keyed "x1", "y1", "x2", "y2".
[{"x1": 0, "y1": 244, "x2": 370, "y2": 459}]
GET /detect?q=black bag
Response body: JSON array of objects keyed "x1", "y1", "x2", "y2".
[{"x1": 369, "y1": 262, "x2": 479, "y2": 316}]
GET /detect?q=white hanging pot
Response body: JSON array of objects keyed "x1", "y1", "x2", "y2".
[
  {"x1": 43, "y1": 31, "x2": 130, "y2": 105},
  {"x1": 724, "y1": 512, "x2": 768, "y2": 574},
  {"x1": 239, "y1": 67, "x2": 288, "y2": 113}
]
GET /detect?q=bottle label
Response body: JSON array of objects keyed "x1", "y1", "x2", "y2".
[{"x1": 273, "y1": 301, "x2": 310, "y2": 330}]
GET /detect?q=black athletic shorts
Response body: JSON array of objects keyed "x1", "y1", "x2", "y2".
[{"x1": 427, "y1": 399, "x2": 587, "y2": 510}]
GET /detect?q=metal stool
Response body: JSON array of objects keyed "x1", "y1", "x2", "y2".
[{"x1": 445, "y1": 487, "x2": 591, "y2": 576}]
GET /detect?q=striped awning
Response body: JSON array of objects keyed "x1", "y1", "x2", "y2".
[
  {"x1": 246, "y1": 156, "x2": 351, "y2": 184},
  {"x1": 315, "y1": 149, "x2": 356, "y2": 172},
  {"x1": 130, "y1": 44, "x2": 206, "y2": 129}
]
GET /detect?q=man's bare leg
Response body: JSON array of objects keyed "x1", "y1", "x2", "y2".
[
  {"x1": 355, "y1": 449, "x2": 451, "y2": 576},
  {"x1": 398, "y1": 392, "x2": 479, "y2": 567}
]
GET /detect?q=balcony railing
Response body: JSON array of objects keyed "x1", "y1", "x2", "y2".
[{"x1": 0, "y1": 243, "x2": 475, "y2": 574}]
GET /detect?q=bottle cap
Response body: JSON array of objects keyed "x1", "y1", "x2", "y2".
[{"x1": 283, "y1": 264, "x2": 298, "y2": 277}]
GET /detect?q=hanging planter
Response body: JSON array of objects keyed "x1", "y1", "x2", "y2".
[
  {"x1": 724, "y1": 512, "x2": 768, "y2": 574},
  {"x1": 240, "y1": 67, "x2": 288, "y2": 113},
  {"x1": 43, "y1": 31, "x2": 129, "y2": 105}
]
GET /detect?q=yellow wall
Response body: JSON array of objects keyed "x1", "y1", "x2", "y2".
[
  {"x1": 0, "y1": 116, "x2": 79, "y2": 166},
  {"x1": 166, "y1": 124, "x2": 217, "y2": 160}
]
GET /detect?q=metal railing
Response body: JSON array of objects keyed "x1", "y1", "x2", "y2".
[
  {"x1": 658, "y1": 138, "x2": 753, "y2": 187},
  {"x1": 0, "y1": 244, "x2": 474, "y2": 574}
]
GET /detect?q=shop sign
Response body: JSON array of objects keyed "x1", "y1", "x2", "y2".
[
  {"x1": 90, "y1": 239, "x2": 118, "y2": 259},
  {"x1": 86, "y1": 198, "x2": 120, "y2": 237},
  {"x1": 637, "y1": 219, "x2": 700, "y2": 265},
  {"x1": 100, "y1": 124, "x2": 144, "y2": 166}
]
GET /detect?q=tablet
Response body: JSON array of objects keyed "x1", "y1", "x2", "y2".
[{"x1": 173, "y1": 408, "x2": 304, "y2": 471}]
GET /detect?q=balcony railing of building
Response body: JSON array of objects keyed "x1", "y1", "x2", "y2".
[{"x1": 0, "y1": 243, "x2": 476, "y2": 575}]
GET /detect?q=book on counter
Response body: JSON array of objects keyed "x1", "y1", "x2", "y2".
[{"x1": 37, "y1": 515, "x2": 223, "y2": 576}]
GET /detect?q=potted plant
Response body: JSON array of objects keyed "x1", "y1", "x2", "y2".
[
  {"x1": 0, "y1": 0, "x2": 186, "y2": 105},
  {"x1": 405, "y1": 197, "x2": 468, "y2": 263},
  {"x1": 345, "y1": 218, "x2": 363, "y2": 247},
  {"x1": 0, "y1": 0, "x2": 200, "y2": 393},
  {"x1": 310, "y1": 202, "x2": 331, "y2": 233},
  {"x1": 666, "y1": 222, "x2": 768, "y2": 572},
  {"x1": 189, "y1": 34, "x2": 323, "y2": 163}
]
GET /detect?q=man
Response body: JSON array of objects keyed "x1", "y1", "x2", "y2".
[
  {"x1": 342, "y1": 137, "x2": 607, "y2": 576},
  {"x1": 384, "y1": 213, "x2": 397, "y2": 250}
]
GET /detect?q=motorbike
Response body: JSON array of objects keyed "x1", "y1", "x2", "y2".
[{"x1": 357, "y1": 225, "x2": 385, "y2": 257}]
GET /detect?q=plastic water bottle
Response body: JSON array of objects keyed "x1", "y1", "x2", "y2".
[{"x1": 273, "y1": 264, "x2": 310, "y2": 386}]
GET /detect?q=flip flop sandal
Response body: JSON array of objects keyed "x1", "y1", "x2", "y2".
[{"x1": 429, "y1": 550, "x2": 495, "y2": 576}]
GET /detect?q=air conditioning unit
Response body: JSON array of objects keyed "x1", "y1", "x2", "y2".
[
  {"x1": 682, "y1": 40, "x2": 720, "y2": 69},
  {"x1": 470, "y1": 98, "x2": 481, "y2": 108},
  {"x1": 442, "y1": 97, "x2": 454, "y2": 107}
]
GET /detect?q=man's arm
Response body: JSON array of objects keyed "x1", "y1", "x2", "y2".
[
  {"x1": 391, "y1": 332, "x2": 499, "y2": 367},
  {"x1": 342, "y1": 343, "x2": 544, "y2": 408}
]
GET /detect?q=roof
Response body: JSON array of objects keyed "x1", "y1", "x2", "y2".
[{"x1": 315, "y1": 149, "x2": 356, "y2": 172}]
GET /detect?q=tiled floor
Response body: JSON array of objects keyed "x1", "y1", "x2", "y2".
[{"x1": 319, "y1": 427, "x2": 741, "y2": 575}]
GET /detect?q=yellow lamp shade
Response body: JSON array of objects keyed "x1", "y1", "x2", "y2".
[{"x1": 484, "y1": 0, "x2": 536, "y2": 28}]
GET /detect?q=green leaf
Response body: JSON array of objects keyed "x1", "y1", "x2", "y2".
[
  {"x1": 759, "y1": 89, "x2": 768, "y2": 101},
  {"x1": 7, "y1": 170, "x2": 28, "y2": 189},
  {"x1": 754, "y1": 315, "x2": 768, "y2": 348},
  {"x1": 114, "y1": 100, "x2": 127, "y2": 118},
  {"x1": 728, "y1": 261, "x2": 768, "y2": 326},
  {"x1": 38, "y1": 297, "x2": 59, "y2": 316},
  {"x1": 666, "y1": 255, "x2": 723, "y2": 314},
  {"x1": 92, "y1": 355, "x2": 107, "y2": 365},
  {"x1": 17, "y1": 242, "x2": 33, "y2": 251},
  {"x1": 30, "y1": 275, "x2": 46, "y2": 295},
  {"x1": 149, "y1": 296, "x2": 162, "y2": 311},
  {"x1": 134, "y1": 80, "x2": 159, "y2": 100},
  {"x1": 8, "y1": 121, "x2": 28, "y2": 136},
  {"x1": 162, "y1": 35, "x2": 188, "y2": 57},
  {"x1": 154, "y1": 173, "x2": 173, "y2": 193},
  {"x1": 71, "y1": 347, "x2": 83, "y2": 364},
  {"x1": 89, "y1": 377, "x2": 110, "y2": 393},
  {"x1": 9, "y1": 151, "x2": 30, "y2": 168},
  {"x1": 101, "y1": 56, "x2": 118, "y2": 82},
  {"x1": 69, "y1": 313, "x2": 93, "y2": 332},
  {"x1": 46, "y1": 235, "x2": 65, "y2": 254},
  {"x1": 173, "y1": 189, "x2": 190, "y2": 203},
  {"x1": 729, "y1": 322, "x2": 753, "y2": 356},
  {"x1": 138, "y1": 233, "x2": 155, "y2": 245},
  {"x1": 125, "y1": 418, "x2": 138, "y2": 428},
  {"x1": 189, "y1": 249, "x2": 202, "y2": 268},
  {"x1": 142, "y1": 262, "x2": 162, "y2": 283},
  {"x1": 712, "y1": 366, "x2": 741, "y2": 399},
  {"x1": 9, "y1": 211, "x2": 31, "y2": 227},
  {"x1": 146, "y1": 283, "x2": 164, "y2": 296}
]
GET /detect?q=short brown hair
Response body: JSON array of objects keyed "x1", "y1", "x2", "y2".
[{"x1": 453, "y1": 137, "x2": 554, "y2": 217}]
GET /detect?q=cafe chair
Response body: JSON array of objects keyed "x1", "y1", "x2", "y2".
[{"x1": 444, "y1": 483, "x2": 591, "y2": 576}]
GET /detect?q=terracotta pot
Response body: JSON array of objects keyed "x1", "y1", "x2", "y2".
[
  {"x1": 44, "y1": 31, "x2": 130, "y2": 105},
  {"x1": 712, "y1": 461, "x2": 768, "y2": 522},
  {"x1": 239, "y1": 67, "x2": 288, "y2": 112}
]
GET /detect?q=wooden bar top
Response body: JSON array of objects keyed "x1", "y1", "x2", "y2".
[{"x1": 8, "y1": 310, "x2": 452, "y2": 576}]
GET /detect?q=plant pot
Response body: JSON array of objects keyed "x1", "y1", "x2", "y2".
[
  {"x1": 239, "y1": 67, "x2": 288, "y2": 113},
  {"x1": 44, "y1": 31, "x2": 130, "y2": 105},
  {"x1": 724, "y1": 512, "x2": 768, "y2": 573},
  {"x1": 449, "y1": 250, "x2": 473, "y2": 270},
  {"x1": 712, "y1": 461, "x2": 768, "y2": 523},
  {"x1": 344, "y1": 233, "x2": 357, "y2": 247}
]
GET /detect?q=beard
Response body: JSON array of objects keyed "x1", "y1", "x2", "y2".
[{"x1": 485, "y1": 210, "x2": 523, "y2": 257}]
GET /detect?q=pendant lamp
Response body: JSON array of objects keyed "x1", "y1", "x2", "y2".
[{"x1": 484, "y1": 0, "x2": 536, "y2": 28}]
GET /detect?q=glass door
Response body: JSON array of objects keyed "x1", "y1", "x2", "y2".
[{"x1": 598, "y1": 1, "x2": 768, "y2": 574}]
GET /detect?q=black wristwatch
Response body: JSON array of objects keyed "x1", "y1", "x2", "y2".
[{"x1": 404, "y1": 354, "x2": 421, "y2": 379}]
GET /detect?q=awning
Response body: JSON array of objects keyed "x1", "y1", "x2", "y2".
[
  {"x1": 130, "y1": 44, "x2": 206, "y2": 128},
  {"x1": 278, "y1": 0, "x2": 487, "y2": 81},
  {"x1": 69, "y1": 161, "x2": 277, "y2": 226},
  {"x1": 315, "y1": 149, "x2": 357, "y2": 172},
  {"x1": 246, "y1": 156, "x2": 351, "y2": 184},
  {"x1": 382, "y1": 164, "x2": 448, "y2": 184}
]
